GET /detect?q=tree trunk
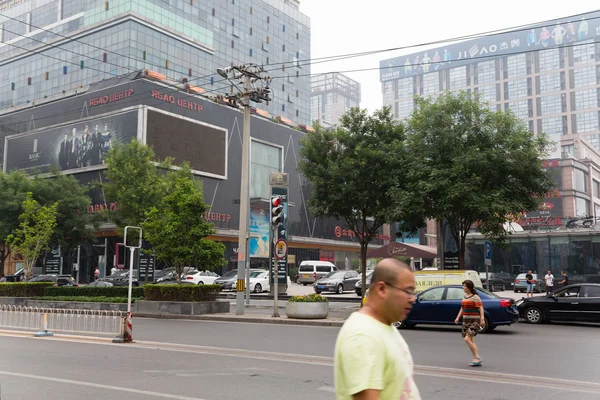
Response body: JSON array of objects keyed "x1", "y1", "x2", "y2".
[
  {"x1": 0, "y1": 245, "x2": 8, "y2": 276},
  {"x1": 458, "y1": 233, "x2": 467, "y2": 270},
  {"x1": 360, "y1": 241, "x2": 368, "y2": 305}
]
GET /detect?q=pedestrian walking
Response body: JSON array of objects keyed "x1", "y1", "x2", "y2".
[
  {"x1": 525, "y1": 269, "x2": 535, "y2": 298},
  {"x1": 334, "y1": 258, "x2": 421, "y2": 400},
  {"x1": 454, "y1": 280, "x2": 485, "y2": 367},
  {"x1": 544, "y1": 270, "x2": 555, "y2": 295},
  {"x1": 94, "y1": 267, "x2": 100, "y2": 281}
]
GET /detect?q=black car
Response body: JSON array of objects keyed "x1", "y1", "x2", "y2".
[
  {"x1": 27, "y1": 274, "x2": 78, "y2": 286},
  {"x1": 4, "y1": 268, "x2": 26, "y2": 282},
  {"x1": 355, "y1": 271, "x2": 373, "y2": 297},
  {"x1": 479, "y1": 272, "x2": 507, "y2": 292},
  {"x1": 516, "y1": 284, "x2": 600, "y2": 324}
]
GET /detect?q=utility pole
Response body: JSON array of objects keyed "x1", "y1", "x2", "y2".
[{"x1": 216, "y1": 64, "x2": 272, "y2": 316}]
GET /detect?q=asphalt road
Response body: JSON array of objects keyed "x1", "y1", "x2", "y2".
[{"x1": 0, "y1": 316, "x2": 598, "y2": 399}]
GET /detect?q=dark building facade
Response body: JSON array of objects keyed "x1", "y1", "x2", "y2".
[{"x1": 0, "y1": 72, "x2": 388, "y2": 282}]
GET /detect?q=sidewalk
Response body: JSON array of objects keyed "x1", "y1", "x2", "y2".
[{"x1": 139, "y1": 305, "x2": 352, "y2": 327}]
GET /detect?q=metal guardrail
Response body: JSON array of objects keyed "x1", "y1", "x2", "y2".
[{"x1": 0, "y1": 305, "x2": 125, "y2": 336}]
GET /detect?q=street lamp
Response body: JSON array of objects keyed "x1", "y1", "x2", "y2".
[{"x1": 216, "y1": 64, "x2": 272, "y2": 315}]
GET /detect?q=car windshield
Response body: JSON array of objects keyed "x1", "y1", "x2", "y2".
[
  {"x1": 249, "y1": 271, "x2": 265, "y2": 278},
  {"x1": 220, "y1": 270, "x2": 237, "y2": 279},
  {"x1": 325, "y1": 272, "x2": 345, "y2": 279}
]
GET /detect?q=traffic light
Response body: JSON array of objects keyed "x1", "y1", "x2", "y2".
[{"x1": 271, "y1": 195, "x2": 284, "y2": 226}]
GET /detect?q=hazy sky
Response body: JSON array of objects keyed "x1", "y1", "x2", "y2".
[{"x1": 299, "y1": 0, "x2": 599, "y2": 112}]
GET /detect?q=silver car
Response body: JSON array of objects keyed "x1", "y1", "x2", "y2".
[{"x1": 314, "y1": 270, "x2": 360, "y2": 294}]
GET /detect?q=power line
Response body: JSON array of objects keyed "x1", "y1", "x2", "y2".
[{"x1": 4, "y1": 10, "x2": 600, "y2": 125}]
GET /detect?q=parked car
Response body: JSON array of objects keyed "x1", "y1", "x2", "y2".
[
  {"x1": 101, "y1": 270, "x2": 139, "y2": 286},
  {"x1": 516, "y1": 284, "x2": 600, "y2": 324},
  {"x1": 479, "y1": 272, "x2": 507, "y2": 292},
  {"x1": 397, "y1": 285, "x2": 519, "y2": 333},
  {"x1": 314, "y1": 270, "x2": 360, "y2": 294},
  {"x1": 154, "y1": 267, "x2": 198, "y2": 283},
  {"x1": 495, "y1": 272, "x2": 517, "y2": 288},
  {"x1": 355, "y1": 271, "x2": 374, "y2": 297},
  {"x1": 248, "y1": 270, "x2": 270, "y2": 293},
  {"x1": 4, "y1": 268, "x2": 26, "y2": 282},
  {"x1": 27, "y1": 274, "x2": 78, "y2": 286},
  {"x1": 215, "y1": 269, "x2": 263, "y2": 291},
  {"x1": 297, "y1": 261, "x2": 338, "y2": 285},
  {"x1": 513, "y1": 273, "x2": 545, "y2": 293},
  {"x1": 184, "y1": 271, "x2": 220, "y2": 285},
  {"x1": 87, "y1": 280, "x2": 113, "y2": 287}
]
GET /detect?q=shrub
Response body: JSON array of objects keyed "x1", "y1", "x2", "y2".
[
  {"x1": 44, "y1": 286, "x2": 145, "y2": 298},
  {"x1": 32, "y1": 296, "x2": 139, "y2": 303},
  {"x1": 0, "y1": 283, "x2": 54, "y2": 297},
  {"x1": 143, "y1": 284, "x2": 221, "y2": 302},
  {"x1": 288, "y1": 294, "x2": 328, "y2": 303}
]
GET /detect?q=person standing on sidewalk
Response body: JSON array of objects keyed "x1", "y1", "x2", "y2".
[
  {"x1": 544, "y1": 270, "x2": 555, "y2": 295},
  {"x1": 454, "y1": 280, "x2": 485, "y2": 367},
  {"x1": 525, "y1": 269, "x2": 535, "y2": 298},
  {"x1": 334, "y1": 258, "x2": 421, "y2": 400}
]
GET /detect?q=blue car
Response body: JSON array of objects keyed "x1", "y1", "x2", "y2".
[{"x1": 398, "y1": 285, "x2": 519, "y2": 333}]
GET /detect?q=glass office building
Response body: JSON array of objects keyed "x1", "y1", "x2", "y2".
[
  {"x1": 0, "y1": 0, "x2": 311, "y2": 124},
  {"x1": 379, "y1": 10, "x2": 600, "y2": 157}
]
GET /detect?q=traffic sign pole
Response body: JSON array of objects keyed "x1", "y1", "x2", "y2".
[{"x1": 485, "y1": 241, "x2": 492, "y2": 290}]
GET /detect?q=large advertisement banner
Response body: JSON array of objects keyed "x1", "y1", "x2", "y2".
[
  {"x1": 3, "y1": 109, "x2": 139, "y2": 174},
  {"x1": 250, "y1": 207, "x2": 270, "y2": 258}
]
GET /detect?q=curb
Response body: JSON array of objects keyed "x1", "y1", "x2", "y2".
[
  {"x1": 236, "y1": 304, "x2": 358, "y2": 312},
  {"x1": 135, "y1": 313, "x2": 346, "y2": 327}
]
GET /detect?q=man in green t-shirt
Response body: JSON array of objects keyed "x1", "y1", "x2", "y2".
[{"x1": 334, "y1": 258, "x2": 421, "y2": 400}]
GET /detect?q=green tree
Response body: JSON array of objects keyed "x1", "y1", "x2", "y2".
[
  {"x1": 143, "y1": 163, "x2": 226, "y2": 280},
  {"x1": 32, "y1": 172, "x2": 99, "y2": 273},
  {"x1": 298, "y1": 107, "x2": 407, "y2": 299},
  {"x1": 6, "y1": 193, "x2": 58, "y2": 279},
  {"x1": 0, "y1": 170, "x2": 34, "y2": 274},
  {"x1": 401, "y1": 92, "x2": 553, "y2": 268},
  {"x1": 102, "y1": 139, "x2": 165, "y2": 229}
]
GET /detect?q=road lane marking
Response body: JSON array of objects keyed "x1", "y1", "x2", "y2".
[
  {"x1": 318, "y1": 386, "x2": 336, "y2": 393},
  {"x1": 0, "y1": 370, "x2": 208, "y2": 400},
  {"x1": 0, "y1": 331, "x2": 599, "y2": 395}
]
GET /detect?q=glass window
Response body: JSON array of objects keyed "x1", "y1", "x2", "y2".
[
  {"x1": 383, "y1": 81, "x2": 394, "y2": 103},
  {"x1": 575, "y1": 89, "x2": 598, "y2": 110},
  {"x1": 396, "y1": 99, "x2": 414, "y2": 120},
  {"x1": 594, "y1": 180, "x2": 600, "y2": 198},
  {"x1": 476, "y1": 60, "x2": 496, "y2": 84},
  {"x1": 539, "y1": 48, "x2": 560, "y2": 72},
  {"x1": 583, "y1": 286, "x2": 600, "y2": 297},
  {"x1": 540, "y1": 95, "x2": 562, "y2": 116},
  {"x1": 506, "y1": 79, "x2": 528, "y2": 100},
  {"x1": 506, "y1": 100, "x2": 530, "y2": 119},
  {"x1": 584, "y1": 135, "x2": 600, "y2": 150},
  {"x1": 449, "y1": 66, "x2": 467, "y2": 89},
  {"x1": 574, "y1": 169, "x2": 588, "y2": 193},
  {"x1": 576, "y1": 112, "x2": 599, "y2": 133},
  {"x1": 573, "y1": 66, "x2": 597, "y2": 88},
  {"x1": 555, "y1": 286, "x2": 580, "y2": 297},
  {"x1": 419, "y1": 287, "x2": 445, "y2": 301},
  {"x1": 250, "y1": 141, "x2": 282, "y2": 199},
  {"x1": 541, "y1": 116, "x2": 563, "y2": 138},
  {"x1": 573, "y1": 40, "x2": 595, "y2": 66},
  {"x1": 477, "y1": 84, "x2": 497, "y2": 103},
  {"x1": 539, "y1": 72, "x2": 561, "y2": 93},
  {"x1": 507, "y1": 54, "x2": 527, "y2": 77},
  {"x1": 445, "y1": 287, "x2": 465, "y2": 300},
  {"x1": 422, "y1": 72, "x2": 439, "y2": 95},
  {"x1": 397, "y1": 78, "x2": 413, "y2": 98}
]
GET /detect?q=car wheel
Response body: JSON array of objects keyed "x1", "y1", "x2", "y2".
[
  {"x1": 197, "y1": 281, "x2": 204, "y2": 285},
  {"x1": 502, "y1": 284, "x2": 506, "y2": 291},
  {"x1": 525, "y1": 307, "x2": 544, "y2": 324},
  {"x1": 303, "y1": 283, "x2": 307, "y2": 286},
  {"x1": 355, "y1": 290, "x2": 362, "y2": 297},
  {"x1": 514, "y1": 288, "x2": 518, "y2": 293},
  {"x1": 254, "y1": 283, "x2": 262, "y2": 293},
  {"x1": 479, "y1": 317, "x2": 491, "y2": 333},
  {"x1": 394, "y1": 321, "x2": 416, "y2": 329},
  {"x1": 315, "y1": 291, "x2": 322, "y2": 294},
  {"x1": 337, "y1": 284, "x2": 344, "y2": 294}
]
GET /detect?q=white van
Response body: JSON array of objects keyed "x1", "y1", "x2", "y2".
[
  {"x1": 414, "y1": 270, "x2": 482, "y2": 293},
  {"x1": 297, "y1": 261, "x2": 338, "y2": 285}
]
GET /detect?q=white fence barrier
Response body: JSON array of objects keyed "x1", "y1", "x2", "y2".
[{"x1": 0, "y1": 305, "x2": 125, "y2": 336}]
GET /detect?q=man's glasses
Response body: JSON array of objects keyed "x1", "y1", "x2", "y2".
[{"x1": 384, "y1": 282, "x2": 416, "y2": 297}]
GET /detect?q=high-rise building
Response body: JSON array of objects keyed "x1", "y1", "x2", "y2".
[
  {"x1": 379, "y1": 10, "x2": 600, "y2": 158},
  {"x1": 0, "y1": 0, "x2": 311, "y2": 124},
  {"x1": 310, "y1": 72, "x2": 360, "y2": 127}
]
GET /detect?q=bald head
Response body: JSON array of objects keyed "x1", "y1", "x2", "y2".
[{"x1": 370, "y1": 258, "x2": 411, "y2": 289}]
